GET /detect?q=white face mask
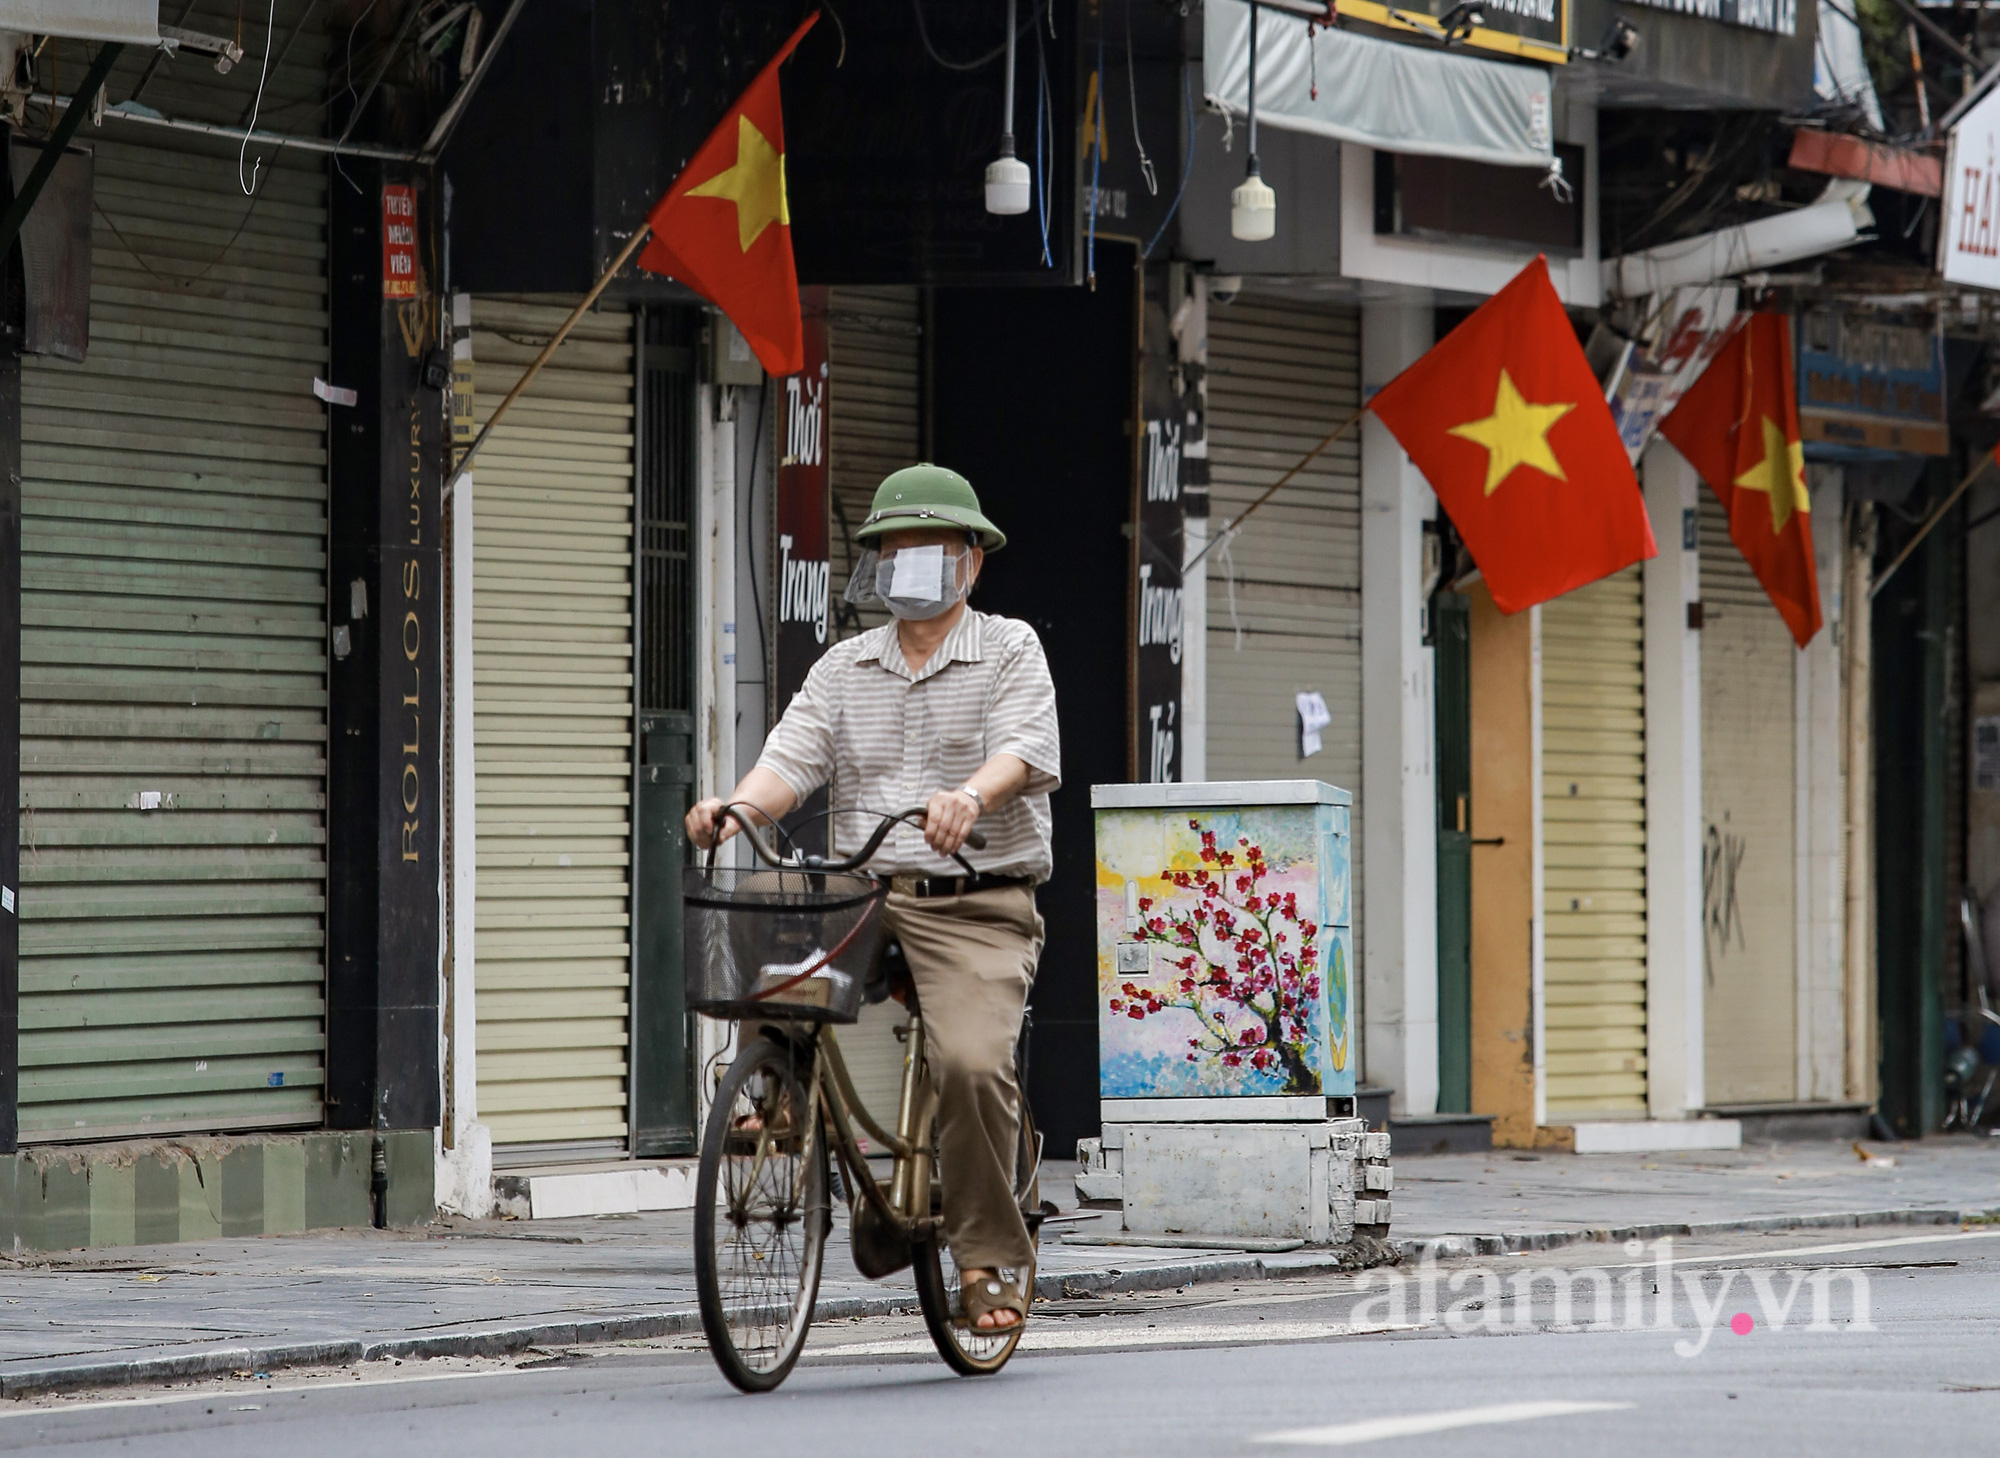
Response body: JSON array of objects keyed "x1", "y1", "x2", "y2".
[{"x1": 846, "y1": 543, "x2": 974, "y2": 620}]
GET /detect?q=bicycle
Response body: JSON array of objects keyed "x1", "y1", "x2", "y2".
[{"x1": 684, "y1": 804, "x2": 1045, "y2": 1393}]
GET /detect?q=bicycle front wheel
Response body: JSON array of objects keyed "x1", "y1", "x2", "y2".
[{"x1": 695, "y1": 1033, "x2": 829, "y2": 1393}]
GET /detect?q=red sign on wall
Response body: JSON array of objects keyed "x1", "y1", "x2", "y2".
[
  {"x1": 382, "y1": 185, "x2": 418, "y2": 299},
  {"x1": 773, "y1": 286, "x2": 831, "y2": 710},
  {"x1": 771, "y1": 286, "x2": 831, "y2": 855}
]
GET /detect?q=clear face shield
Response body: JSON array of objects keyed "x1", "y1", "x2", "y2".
[{"x1": 843, "y1": 538, "x2": 977, "y2": 620}]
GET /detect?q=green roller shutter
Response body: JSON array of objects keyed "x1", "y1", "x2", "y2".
[
  {"x1": 17, "y1": 14, "x2": 332, "y2": 1141},
  {"x1": 470, "y1": 299, "x2": 637, "y2": 1155}
]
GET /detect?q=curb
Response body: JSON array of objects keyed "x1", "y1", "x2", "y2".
[
  {"x1": 1392, "y1": 1204, "x2": 2000, "y2": 1262},
  {"x1": 3, "y1": 1203, "x2": 1994, "y2": 1397}
]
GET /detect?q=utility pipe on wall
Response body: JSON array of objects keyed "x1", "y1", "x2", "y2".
[{"x1": 1843, "y1": 501, "x2": 1877, "y2": 1103}]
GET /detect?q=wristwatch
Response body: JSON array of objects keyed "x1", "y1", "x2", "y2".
[{"x1": 956, "y1": 785, "x2": 986, "y2": 814}]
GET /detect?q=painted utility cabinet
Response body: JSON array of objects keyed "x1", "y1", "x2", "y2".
[{"x1": 1093, "y1": 781, "x2": 1353, "y2": 1120}]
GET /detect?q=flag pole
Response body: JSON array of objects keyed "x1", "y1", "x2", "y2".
[
  {"x1": 1868, "y1": 450, "x2": 1993, "y2": 600},
  {"x1": 444, "y1": 222, "x2": 655, "y2": 498},
  {"x1": 1184, "y1": 403, "x2": 1368, "y2": 573}
]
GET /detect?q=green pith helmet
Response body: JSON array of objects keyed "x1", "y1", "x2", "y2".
[{"x1": 855, "y1": 463, "x2": 1007, "y2": 551}]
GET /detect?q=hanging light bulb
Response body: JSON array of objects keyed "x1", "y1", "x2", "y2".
[
  {"x1": 1230, "y1": 2, "x2": 1275, "y2": 241},
  {"x1": 986, "y1": 0, "x2": 1031, "y2": 215},
  {"x1": 987, "y1": 147, "x2": 1030, "y2": 216},
  {"x1": 1232, "y1": 163, "x2": 1275, "y2": 242}
]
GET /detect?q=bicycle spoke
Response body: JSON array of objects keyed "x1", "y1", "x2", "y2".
[{"x1": 698, "y1": 1042, "x2": 827, "y2": 1382}]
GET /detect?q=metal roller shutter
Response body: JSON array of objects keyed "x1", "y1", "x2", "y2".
[
  {"x1": 1204, "y1": 295, "x2": 1364, "y2": 963},
  {"x1": 826, "y1": 286, "x2": 920, "y2": 643},
  {"x1": 17, "y1": 12, "x2": 331, "y2": 1141},
  {"x1": 824, "y1": 287, "x2": 923, "y2": 1131},
  {"x1": 1541, "y1": 568, "x2": 1648, "y2": 1118},
  {"x1": 471, "y1": 300, "x2": 636, "y2": 1153},
  {"x1": 1698, "y1": 495, "x2": 1796, "y2": 1105}
]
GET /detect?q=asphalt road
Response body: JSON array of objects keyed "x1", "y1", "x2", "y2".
[{"x1": 4, "y1": 1225, "x2": 1997, "y2": 1456}]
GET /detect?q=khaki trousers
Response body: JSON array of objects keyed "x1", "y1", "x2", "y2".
[{"x1": 881, "y1": 883, "x2": 1042, "y2": 1273}]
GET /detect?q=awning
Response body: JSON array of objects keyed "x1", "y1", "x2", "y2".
[
  {"x1": 0, "y1": 0, "x2": 159, "y2": 44},
  {"x1": 1203, "y1": 0, "x2": 1553, "y2": 170}
]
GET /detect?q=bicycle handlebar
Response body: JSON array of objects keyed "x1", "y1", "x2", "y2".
[{"x1": 709, "y1": 803, "x2": 987, "y2": 875}]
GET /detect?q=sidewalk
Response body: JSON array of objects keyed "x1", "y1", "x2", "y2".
[
  {"x1": 0, "y1": 1137, "x2": 1991, "y2": 1396},
  {"x1": 1388, "y1": 1133, "x2": 2000, "y2": 1255}
]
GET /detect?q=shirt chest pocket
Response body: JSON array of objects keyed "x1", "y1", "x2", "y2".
[{"x1": 934, "y1": 731, "x2": 986, "y2": 790}]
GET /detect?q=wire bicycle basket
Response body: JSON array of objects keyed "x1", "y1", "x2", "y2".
[{"x1": 684, "y1": 864, "x2": 887, "y2": 1023}]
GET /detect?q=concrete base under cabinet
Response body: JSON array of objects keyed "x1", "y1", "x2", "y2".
[{"x1": 1076, "y1": 1120, "x2": 1394, "y2": 1246}]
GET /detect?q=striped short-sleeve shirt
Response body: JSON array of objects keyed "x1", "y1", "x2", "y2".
[{"x1": 756, "y1": 609, "x2": 1061, "y2": 881}]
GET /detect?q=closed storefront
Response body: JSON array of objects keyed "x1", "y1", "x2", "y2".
[
  {"x1": 1203, "y1": 293, "x2": 1364, "y2": 954},
  {"x1": 824, "y1": 286, "x2": 923, "y2": 1130},
  {"x1": 17, "y1": 18, "x2": 331, "y2": 1141},
  {"x1": 826, "y1": 286, "x2": 921, "y2": 641},
  {"x1": 469, "y1": 300, "x2": 638, "y2": 1156},
  {"x1": 1699, "y1": 496, "x2": 1796, "y2": 1106},
  {"x1": 1540, "y1": 568, "x2": 1648, "y2": 1119}
]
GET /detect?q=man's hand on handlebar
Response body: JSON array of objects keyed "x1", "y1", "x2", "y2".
[
  {"x1": 686, "y1": 768, "x2": 800, "y2": 851},
  {"x1": 924, "y1": 786, "x2": 981, "y2": 858},
  {"x1": 685, "y1": 797, "x2": 736, "y2": 851}
]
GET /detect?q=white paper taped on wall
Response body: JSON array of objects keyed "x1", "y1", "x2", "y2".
[
  {"x1": 1976, "y1": 716, "x2": 2000, "y2": 793},
  {"x1": 1296, "y1": 690, "x2": 1332, "y2": 759},
  {"x1": 313, "y1": 377, "x2": 359, "y2": 407}
]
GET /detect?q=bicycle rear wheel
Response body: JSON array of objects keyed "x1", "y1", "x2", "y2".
[
  {"x1": 912, "y1": 1097, "x2": 1040, "y2": 1375},
  {"x1": 695, "y1": 1033, "x2": 829, "y2": 1393}
]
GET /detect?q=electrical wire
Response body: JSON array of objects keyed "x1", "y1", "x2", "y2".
[
  {"x1": 743, "y1": 381, "x2": 770, "y2": 693},
  {"x1": 819, "y1": 0, "x2": 847, "y2": 66},
  {"x1": 237, "y1": 0, "x2": 278, "y2": 194},
  {"x1": 1087, "y1": 17, "x2": 1103, "y2": 287},
  {"x1": 332, "y1": 0, "x2": 381, "y2": 193},
  {"x1": 1124, "y1": 0, "x2": 1155, "y2": 196},
  {"x1": 911, "y1": 0, "x2": 1047, "y2": 71},
  {"x1": 95, "y1": 143, "x2": 283, "y2": 285},
  {"x1": 1034, "y1": 11, "x2": 1053, "y2": 267},
  {"x1": 1142, "y1": 61, "x2": 1194, "y2": 260}
]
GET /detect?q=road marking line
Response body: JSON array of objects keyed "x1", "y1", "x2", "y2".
[
  {"x1": 1254, "y1": 1400, "x2": 1634, "y2": 1447},
  {"x1": 1632, "y1": 1228, "x2": 2000, "y2": 1270},
  {"x1": 808, "y1": 1319, "x2": 1418, "y2": 1358},
  {"x1": 0, "y1": 1367, "x2": 511, "y2": 1419}
]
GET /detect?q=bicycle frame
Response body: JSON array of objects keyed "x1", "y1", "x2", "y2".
[{"x1": 812, "y1": 1014, "x2": 940, "y2": 1239}]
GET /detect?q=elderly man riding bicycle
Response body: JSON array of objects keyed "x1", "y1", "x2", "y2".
[{"x1": 687, "y1": 463, "x2": 1060, "y2": 1335}]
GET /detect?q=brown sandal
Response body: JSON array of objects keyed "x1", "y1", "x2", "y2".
[{"x1": 962, "y1": 1273, "x2": 1028, "y2": 1331}]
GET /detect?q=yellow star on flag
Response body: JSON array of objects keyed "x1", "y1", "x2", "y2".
[
  {"x1": 686, "y1": 113, "x2": 790, "y2": 252},
  {"x1": 1732, "y1": 415, "x2": 1809, "y2": 534},
  {"x1": 1447, "y1": 369, "x2": 1577, "y2": 496}
]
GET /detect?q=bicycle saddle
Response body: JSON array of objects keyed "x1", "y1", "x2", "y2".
[{"x1": 864, "y1": 937, "x2": 916, "y2": 1008}]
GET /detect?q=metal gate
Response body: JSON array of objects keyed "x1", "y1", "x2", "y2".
[
  {"x1": 1699, "y1": 495, "x2": 1797, "y2": 1105},
  {"x1": 470, "y1": 299, "x2": 637, "y2": 1155},
  {"x1": 1204, "y1": 294, "x2": 1364, "y2": 960},
  {"x1": 1541, "y1": 567, "x2": 1648, "y2": 1118},
  {"x1": 16, "y1": 19, "x2": 331, "y2": 1141},
  {"x1": 632, "y1": 308, "x2": 699, "y2": 1157}
]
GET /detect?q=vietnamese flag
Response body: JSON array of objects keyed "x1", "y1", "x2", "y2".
[
  {"x1": 1657, "y1": 314, "x2": 1822, "y2": 647},
  {"x1": 1367, "y1": 257, "x2": 1657, "y2": 613},
  {"x1": 638, "y1": 13, "x2": 817, "y2": 375}
]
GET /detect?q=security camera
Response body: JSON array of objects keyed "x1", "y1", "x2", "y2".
[
  {"x1": 1208, "y1": 275, "x2": 1243, "y2": 305},
  {"x1": 1436, "y1": 0, "x2": 1484, "y2": 44},
  {"x1": 1574, "y1": 17, "x2": 1639, "y2": 62}
]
